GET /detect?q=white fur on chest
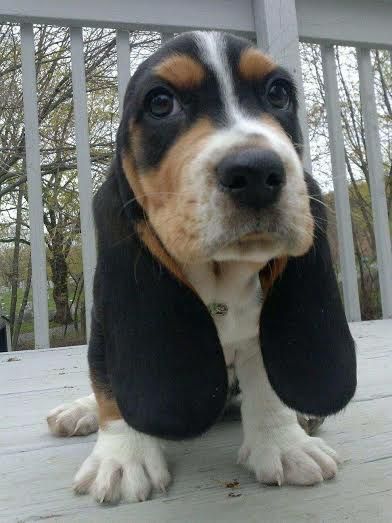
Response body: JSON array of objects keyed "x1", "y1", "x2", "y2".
[{"x1": 184, "y1": 262, "x2": 263, "y2": 366}]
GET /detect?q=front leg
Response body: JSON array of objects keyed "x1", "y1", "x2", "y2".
[
  {"x1": 73, "y1": 393, "x2": 171, "y2": 504},
  {"x1": 235, "y1": 340, "x2": 339, "y2": 486}
]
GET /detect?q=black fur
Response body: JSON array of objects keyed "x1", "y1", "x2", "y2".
[
  {"x1": 260, "y1": 174, "x2": 357, "y2": 416},
  {"x1": 94, "y1": 240, "x2": 228, "y2": 440},
  {"x1": 89, "y1": 169, "x2": 228, "y2": 440}
]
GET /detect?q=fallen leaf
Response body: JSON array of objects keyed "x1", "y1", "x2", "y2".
[{"x1": 225, "y1": 479, "x2": 240, "y2": 489}]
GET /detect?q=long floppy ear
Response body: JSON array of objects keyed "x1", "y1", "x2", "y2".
[
  {"x1": 92, "y1": 169, "x2": 228, "y2": 440},
  {"x1": 260, "y1": 173, "x2": 357, "y2": 417}
]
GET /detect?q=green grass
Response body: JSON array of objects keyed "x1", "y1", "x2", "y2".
[
  {"x1": 1, "y1": 284, "x2": 87, "y2": 348},
  {"x1": 18, "y1": 319, "x2": 78, "y2": 335},
  {"x1": 0, "y1": 284, "x2": 80, "y2": 335}
]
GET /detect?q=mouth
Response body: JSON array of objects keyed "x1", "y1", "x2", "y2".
[
  {"x1": 233, "y1": 231, "x2": 282, "y2": 254},
  {"x1": 212, "y1": 209, "x2": 285, "y2": 247},
  {"x1": 208, "y1": 221, "x2": 288, "y2": 263},
  {"x1": 237, "y1": 231, "x2": 271, "y2": 243}
]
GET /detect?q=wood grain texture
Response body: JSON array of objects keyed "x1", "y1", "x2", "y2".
[{"x1": 1, "y1": 320, "x2": 391, "y2": 522}]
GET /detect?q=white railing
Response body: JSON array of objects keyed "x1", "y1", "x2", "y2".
[{"x1": 0, "y1": 0, "x2": 391, "y2": 348}]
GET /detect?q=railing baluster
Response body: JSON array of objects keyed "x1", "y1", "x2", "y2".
[
  {"x1": 357, "y1": 48, "x2": 392, "y2": 319},
  {"x1": 20, "y1": 23, "x2": 50, "y2": 349},
  {"x1": 116, "y1": 30, "x2": 130, "y2": 116},
  {"x1": 70, "y1": 26, "x2": 97, "y2": 338},
  {"x1": 252, "y1": 0, "x2": 312, "y2": 173},
  {"x1": 321, "y1": 45, "x2": 361, "y2": 321}
]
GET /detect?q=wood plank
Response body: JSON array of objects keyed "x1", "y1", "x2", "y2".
[
  {"x1": 0, "y1": 0, "x2": 255, "y2": 35},
  {"x1": 116, "y1": 29, "x2": 130, "y2": 115},
  {"x1": 0, "y1": 320, "x2": 391, "y2": 522},
  {"x1": 2, "y1": 0, "x2": 392, "y2": 49},
  {"x1": 20, "y1": 23, "x2": 50, "y2": 349},
  {"x1": 321, "y1": 44, "x2": 361, "y2": 321},
  {"x1": 357, "y1": 48, "x2": 392, "y2": 319},
  {"x1": 252, "y1": 0, "x2": 312, "y2": 173},
  {"x1": 70, "y1": 27, "x2": 97, "y2": 337},
  {"x1": 296, "y1": 0, "x2": 392, "y2": 49}
]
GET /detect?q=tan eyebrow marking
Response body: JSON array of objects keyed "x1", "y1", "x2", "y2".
[
  {"x1": 154, "y1": 53, "x2": 205, "y2": 89},
  {"x1": 239, "y1": 47, "x2": 276, "y2": 81}
]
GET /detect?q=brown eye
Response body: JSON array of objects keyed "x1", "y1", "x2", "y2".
[
  {"x1": 146, "y1": 88, "x2": 181, "y2": 118},
  {"x1": 267, "y1": 81, "x2": 291, "y2": 109}
]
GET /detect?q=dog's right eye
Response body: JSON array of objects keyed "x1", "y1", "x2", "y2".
[
  {"x1": 145, "y1": 88, "x2": 181, "y2": 118},
  {"x1": 266, "y1": 80, "x2": 292, "y2": 110}
]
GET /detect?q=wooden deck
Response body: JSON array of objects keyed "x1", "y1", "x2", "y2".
[{"x1": 1, "y1": 319, "x2": 391, "y2": 522}]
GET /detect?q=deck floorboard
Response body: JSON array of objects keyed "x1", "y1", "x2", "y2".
[{"x1": 1, "y1": 320, "x2": 391, "y2": 522}]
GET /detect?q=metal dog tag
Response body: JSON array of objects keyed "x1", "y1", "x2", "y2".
[{"x1": 208, "y1": 302, "x2": 229, "y2": 316}]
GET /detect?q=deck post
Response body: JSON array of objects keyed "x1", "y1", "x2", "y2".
[
  {"x1": 321, "y1": 45, "x2": 361, "y2": 321},
  {"x1": 116, "y1": 30, "x2": 130, "y2": 115},
  {"x1": 20, "y1": 23, "x2": 50, "y2": 349},
  {"x1": 252, "y1": 0, "x2": 312, "y2": 173},
  {"x1": 70, "y1": 27, "x2": 97, "y2": 338},
  {"x1": 357, "y1": 48, "x2": 392, "y2": 318}
]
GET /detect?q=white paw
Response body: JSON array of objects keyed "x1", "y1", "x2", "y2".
[
  {"x1": 239, "y1": 426, "x2": 339, "y2": 486},
  {"x1": 73, "y1": 420, "x2": 171, "y2": 504},
  {"x1": 47, "y1": 394, "x2": 98, "y2": 437}
]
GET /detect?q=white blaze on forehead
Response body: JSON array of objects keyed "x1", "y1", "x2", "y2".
[
  {"x1": 194, "y1": 31, "x2": 241, "y2": 123},
  {"x1": 193, "y1": 31, "x2": 293, "y2": 158},
  {"x1": 190, "y1": 32, "x2": 304, "y2": 208}
]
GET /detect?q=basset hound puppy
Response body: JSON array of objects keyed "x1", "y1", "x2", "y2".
[{"x1": 47, "y1": 31, "x2": 356, "y2": 504}]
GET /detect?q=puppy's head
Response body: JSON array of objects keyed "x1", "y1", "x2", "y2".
[{"x1": 118, "y1": 31, "x2": 313, "y2": 265}]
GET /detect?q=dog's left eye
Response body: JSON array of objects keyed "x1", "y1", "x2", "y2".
[
  {"x1": 266, "y1": 80, "x2": 291, "y2": 110},
  {"x1": 146, "y1": 88, "x2": 181, "y2": 118}
]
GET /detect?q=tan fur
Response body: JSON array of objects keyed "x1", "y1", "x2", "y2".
[
  {"x1": 259, "y1": 113, "x2": 303, "y2": 154},
  {"x1": 260, "y1": 257, "x2": 288, "y2": 296},
  {"x1": 136, "y1": 221, "x2": 192, "y2": 288},
  {"x1": 261, "y1": 113, "x2": 295, "y2": 143},
  {"x1": 123, "y1": 118, "x2": 216, "y2": 263},
  {"x1": 239, "y1": 47, "x2": 275, "y2": 81},
  {"x1": 259, "y1": 114, "x2": 314, "y2": 256},
  {"x1": 121, "y1": 157, "x2": 141, "y2": 208},
  {"x1": 154, "y1": 53, "x2": 205, "y2": 89},
  {"x1": 92, "y1": 388, "x2": 122, "y2": 428},
  {"x1": 89, "y1": 369, "x2": 122, "y2": 427}
]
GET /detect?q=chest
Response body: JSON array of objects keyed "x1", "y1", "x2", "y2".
[{"x1": 184, "y1": 262, "x2": 263, "y2": 365}]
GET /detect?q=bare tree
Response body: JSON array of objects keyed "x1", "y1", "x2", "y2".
[
  {"x1": 0, "y1": 25, "x2": 160, "y2": 348},
  {"x1": 301, "y1": 44, "x2": 391, "y2": 319}
]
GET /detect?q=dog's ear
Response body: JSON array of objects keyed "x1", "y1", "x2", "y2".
[
  {"x1": 92, "y1": 171, "x2": 228, "y2": 440},
  {"x1": 260, "y1": 174, "x2": 357, "y2": 417}
]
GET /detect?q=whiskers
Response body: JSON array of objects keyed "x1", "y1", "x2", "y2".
[
  {"x1": 308, "y1": 195, "x2": 335, "y2": 215},
  {"x1": 122, "y1": 189, "x2": 195, "y2": 211}
]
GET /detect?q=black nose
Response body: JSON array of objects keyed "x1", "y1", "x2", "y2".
[{"x1": 216, "y1": 148, "x2": 286, "y2": 210}]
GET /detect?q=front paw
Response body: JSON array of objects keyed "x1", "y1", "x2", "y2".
[
  {"x1": 73, "y1": 420, "x2": 171, "y2": 504},
  {"x1": 47, "y1": 396, "x2": 98, "y2": 437},
  {"x1": 239, "y1": 427, "x2": 339, "y2": 486}
]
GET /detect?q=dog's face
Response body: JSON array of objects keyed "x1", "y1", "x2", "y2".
[{"x1": 118, "y1": 31, "x2": 313, "y2": 264}]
